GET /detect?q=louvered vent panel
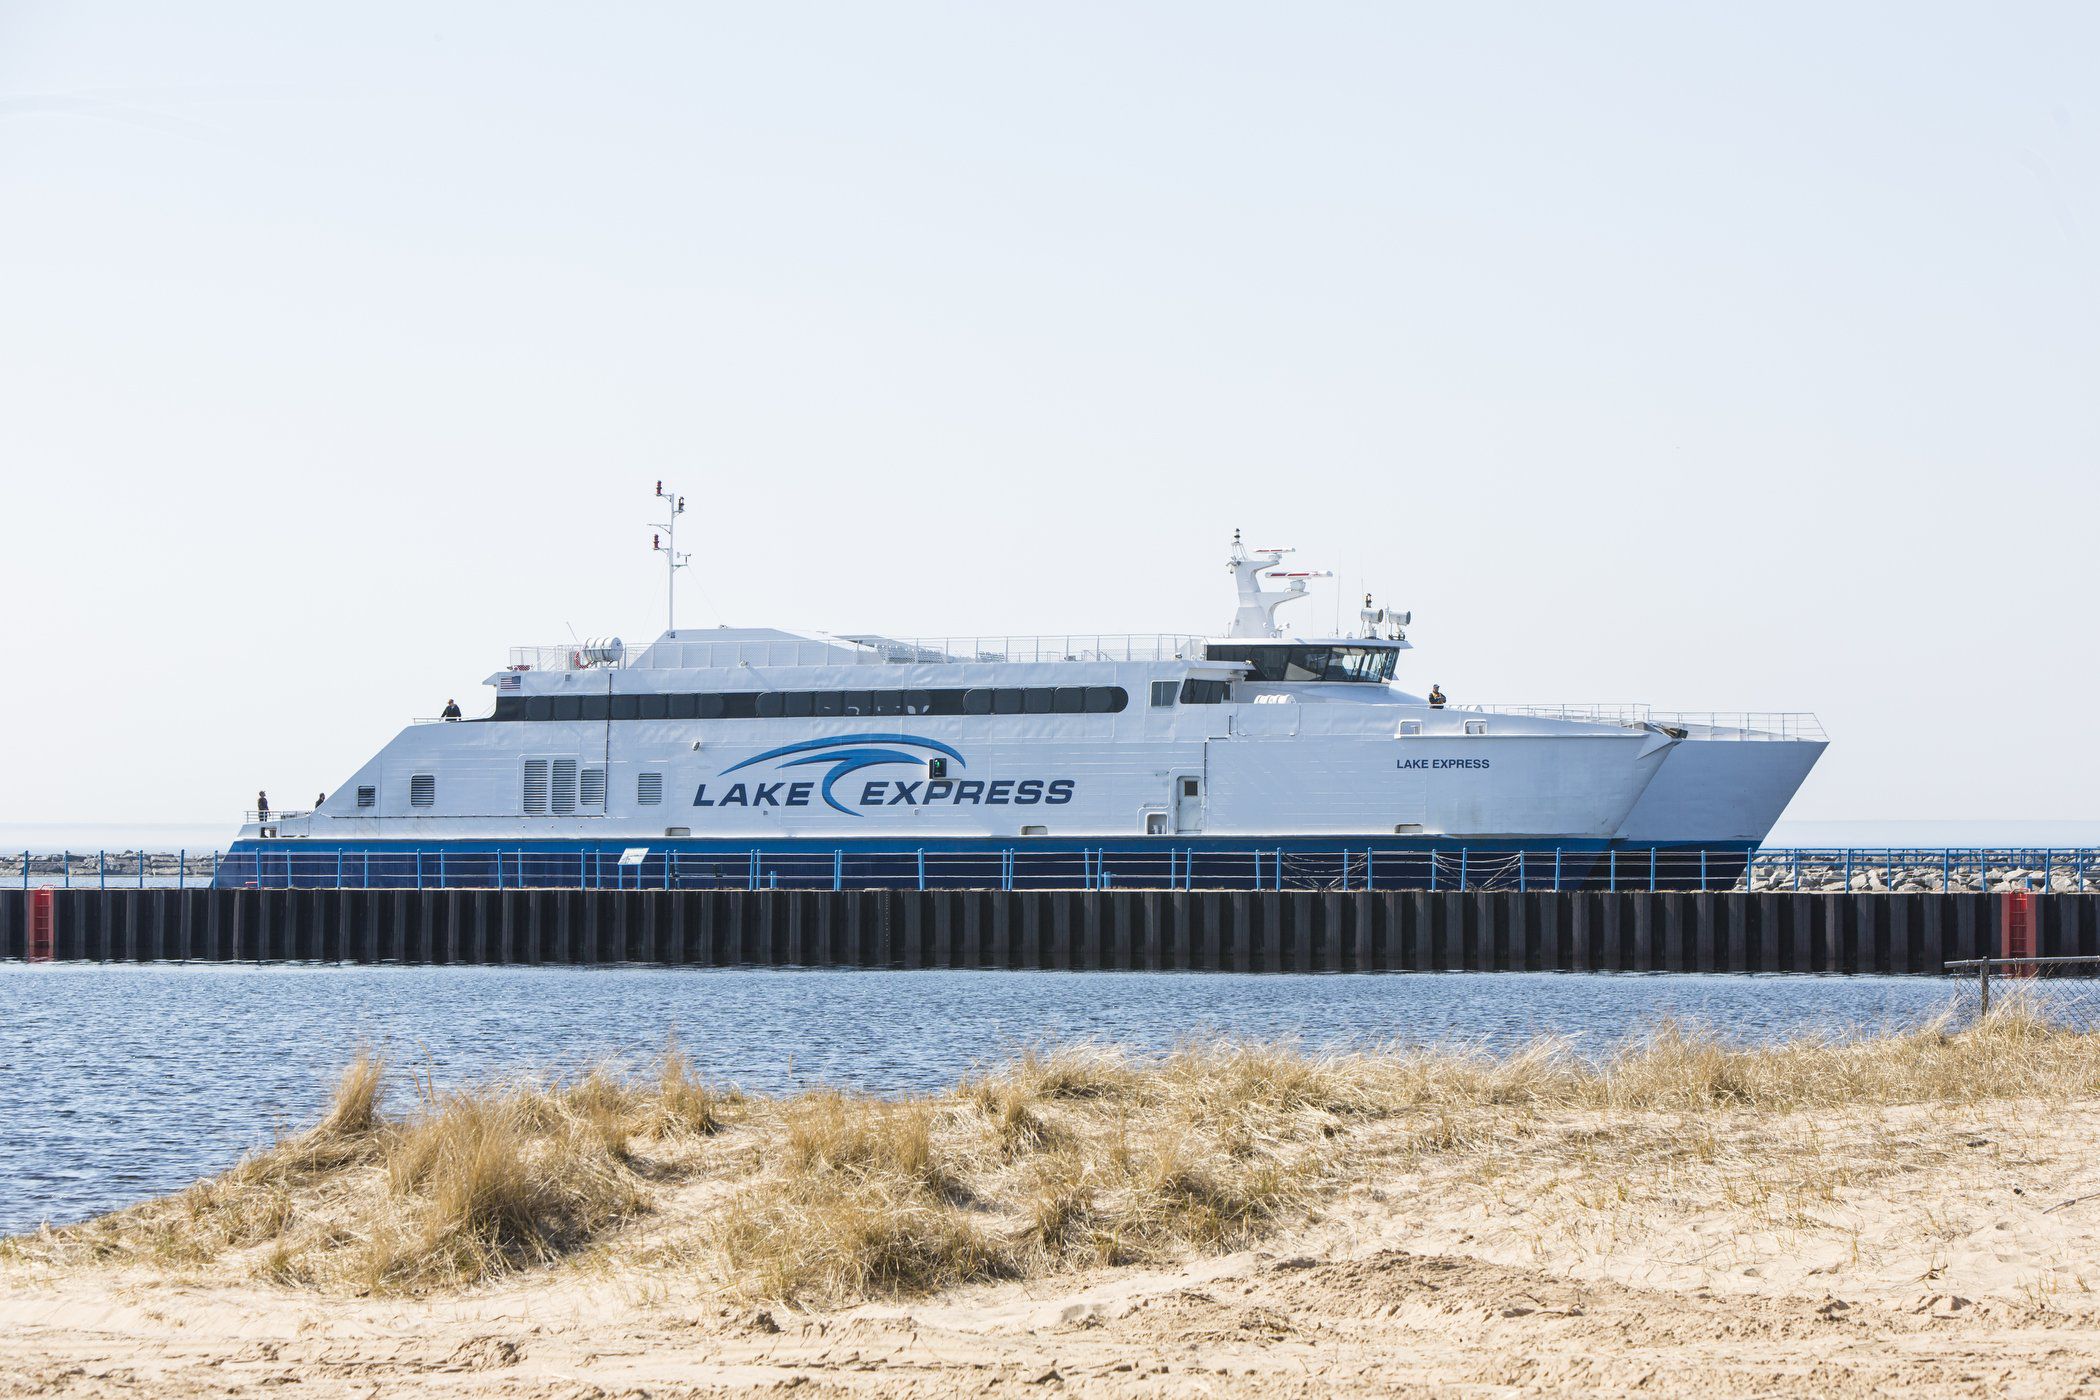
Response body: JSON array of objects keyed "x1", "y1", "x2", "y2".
[
  {"x1": 409, "y1": 774, "x2": 435, "y2": 808},
  {"x1": 580, "y1": 766, "x2": 606, "y2": 810},
  {"x1": 522, "y1": 760, "x2": 549, "y2": 814},
  {"x1": 551, "y1": 759, "x2": 578, "y2": 815},
  {"x1": 636, "y1": 771, "x2": 663, "y2": 806},
  {"x1": 356, "y1": 785, "x2": 376, "y2": 809}
]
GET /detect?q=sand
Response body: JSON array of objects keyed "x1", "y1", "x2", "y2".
[{"x1": 8, "y1": 1093, "x2": 2100, "y2": 1397}]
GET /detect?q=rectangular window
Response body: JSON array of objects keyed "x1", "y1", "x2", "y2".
[
  {"x1": 1023, "y1": 687, "x2": 1054, "y2": 714},
  {"x1": 409, "y1": 774, "x2": 435, "y2": 808},
  {"x1": 609, "y1": 695, "x2": 639, "y2": 721},
  {"x1": 1181, "y1": 778, "x2": 1200, "y2": 798},
  {"x1": 637, "y1": 693, "x2": 668, "y2": 720},
  {"x1": 551, "y1": 695, "x2": 582, "y2": 722},
  {"x1": 1179, "y1": 678, "x2": 1228, "y2": 705},
  {"x1": 1053, "y1": 686, "x2": 1085, "y2": 714},
  {"x1": 356, "y1": 785, "x2": 377, "y2": 809},
  {"x1": 667, "y1": 692, "x2": 698, "y2": 719},
  {"x1": 522, "y1": 761, "x2": 549, "y2": 815},
  {"x1": 637, "y1": 771, "x2": 663, "y2": 806},
  {"x1": 580, "y1": 766, "x2": 606, "y2": 810},
  {"x1": 551, "y1": 759, "x2": 578, "y2": 814},
  {"x1": 1151, "y1": 680, "x2": 1178, "y2": 708}
]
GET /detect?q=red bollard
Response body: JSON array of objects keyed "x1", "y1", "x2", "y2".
[
  {"x1": 26, "y1": 887, "x2": 55, "y2": 961},
  {"x1": 2001, "y1": 890, "x2": 2036, "y2": 974}
]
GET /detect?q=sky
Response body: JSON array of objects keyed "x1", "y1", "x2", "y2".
[{"x1": 0, "y1": 1, "x2": 2095, "y2": 837}]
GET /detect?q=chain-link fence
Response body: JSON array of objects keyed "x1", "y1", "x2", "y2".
[{"x1": 1945, "y1": 957, "x2": 2100, "y2": 1029}]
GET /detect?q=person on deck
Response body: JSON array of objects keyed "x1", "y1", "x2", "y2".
[
  {"x1": 256, "y1": 791, "x2": 270, "y2": 820},
  {"x1": 1428, "y1": 685, "x2": 1446, "y2": 709},
  {"x1": 441, "y1": 699, "x2": 462, "y2": 721}
]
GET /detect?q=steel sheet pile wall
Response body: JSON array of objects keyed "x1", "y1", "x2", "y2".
[{"x1": 6, "y1": 889, "x2": 2100, "y2": 970}]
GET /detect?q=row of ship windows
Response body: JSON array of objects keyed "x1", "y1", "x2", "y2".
[
  {"x1": 358, "y1": 764, "x2": 668, "y2": 814},
  {"x1": 488, "y1": 685, "x2": 1159, "y2": 723}
]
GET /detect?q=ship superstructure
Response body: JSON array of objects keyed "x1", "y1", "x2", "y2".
[{"x1": 222, "y1": 526, "x2": 1824, "y2": 889}]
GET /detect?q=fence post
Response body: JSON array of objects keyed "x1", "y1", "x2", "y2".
[
  {"x1": 917, "y1": 849, "x2": 926, "y2": 891},
  {"x1": 98, "y1": 850, "x2": 105, "y2": 891},
  {"x1": 1979, "y1": 960, "x2": 1991, "y2": 1019},
  {"x1": 178, "y1": 848, "x2": 186, "y2": 892},
  {"x1": 1699, "y1": 849, "x2": 1707, "y2": 892},
  {"x1": 416, "y1": 850, "x2": 424, "y2": 891},
  {"x1": 1608, "y1": 848, "x2": 1616, "y2": 893},
  {"x1": 833, "y1": 850, "x2": 843, "y2": 892},
  {"x1": 1275, "y1": 848, "x2": 1283, "y2": 892},
  {"x1": 1460, "y1": 848, "x2": 1469, "y2": 892},
  {"x1": 1649, "y1": 847, "x2": 1657, "y2": 892},
  {"x1": 1554, "y1": 847, "x2": 1562, "y2": 892},
  {"x1": 1517, "y1": 851, "x2": 1525, "y2": 893}
]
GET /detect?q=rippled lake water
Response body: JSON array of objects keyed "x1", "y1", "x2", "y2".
[{"x1": 0, "y1": 964, "x2": 1974, "y2": 1236}]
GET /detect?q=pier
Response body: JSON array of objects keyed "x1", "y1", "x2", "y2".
[{"x1": 7, "y1": 887, "x2": 2098, "y2": 972}]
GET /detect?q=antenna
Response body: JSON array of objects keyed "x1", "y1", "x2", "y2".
[{"x1": 650, "y1": 480, "x2": 691, "y2": 634}]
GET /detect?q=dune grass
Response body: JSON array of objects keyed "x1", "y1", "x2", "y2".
[{"x1": 9, "y1": 995, "x2": 2099, "y2": 1304}]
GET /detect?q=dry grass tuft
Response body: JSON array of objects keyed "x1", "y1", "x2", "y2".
[{"x1": 18, "y1": 998, "x2": 2100, "y2": 1306}]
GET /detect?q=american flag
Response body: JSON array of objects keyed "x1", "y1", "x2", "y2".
[{"x1": 497, "y1": 672, "x2": 523, "y2": 691}]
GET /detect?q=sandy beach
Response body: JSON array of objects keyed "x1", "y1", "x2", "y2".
[{"x1": 8, "y1": 1022, "x2": 2100, "y2": 1397}]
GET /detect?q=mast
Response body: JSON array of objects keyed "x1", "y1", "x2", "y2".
[{"x1": 650, "y1": 481, "x2": 690, "y2": 634}]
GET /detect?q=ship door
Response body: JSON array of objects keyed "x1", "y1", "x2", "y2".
[{"x1": 1173, "y1": 774, "x2": 1204, "y2": 834}]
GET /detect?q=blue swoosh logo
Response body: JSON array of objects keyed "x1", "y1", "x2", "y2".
[{"x1": 722, "y1": 733, "x2": 965, "y2": 816}]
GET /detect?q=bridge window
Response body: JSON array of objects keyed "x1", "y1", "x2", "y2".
[
  {"x1": 1203, "y1": 644, "x2": 1398, "y2": 683},
  {"x1": 1179, "y1": 678, "x2": 1229, "y2": 705}
]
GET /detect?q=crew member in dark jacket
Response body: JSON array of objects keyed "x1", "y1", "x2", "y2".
[
  {"x1": 1428, "y1": 685, "x2": 1446, "y2": 709},
  {"x1": 441, "y1": 698, "x2": 462, "y2": 721},
  {"x1": 256, "y1": 790, "x2": 270, "y2": 820}
]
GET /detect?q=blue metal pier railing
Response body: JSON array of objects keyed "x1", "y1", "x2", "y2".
[{"x1": 9, "y1": 847, "x2": 2099, "y2": 895}]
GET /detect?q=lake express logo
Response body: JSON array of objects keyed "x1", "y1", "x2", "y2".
[{"x1": 693, "y1": 735, "x2": 1075, "y2": 817}]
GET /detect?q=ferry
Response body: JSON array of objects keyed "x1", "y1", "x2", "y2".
[{"x1": 220, "y1": 494, "x2": 1825, "y2": 891}]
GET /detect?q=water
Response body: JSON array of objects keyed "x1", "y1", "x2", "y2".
[{"x1": 0, "y1": 964, "x2": 1981, "y2": 1237}]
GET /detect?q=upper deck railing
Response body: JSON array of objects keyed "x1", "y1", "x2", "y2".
[
  {"x1": 507, "y1": 634, "x2": 1210, "y2": 673},
  {"x1": 1455, "y1": 704, "x2": 1826, "y2": 741}
]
